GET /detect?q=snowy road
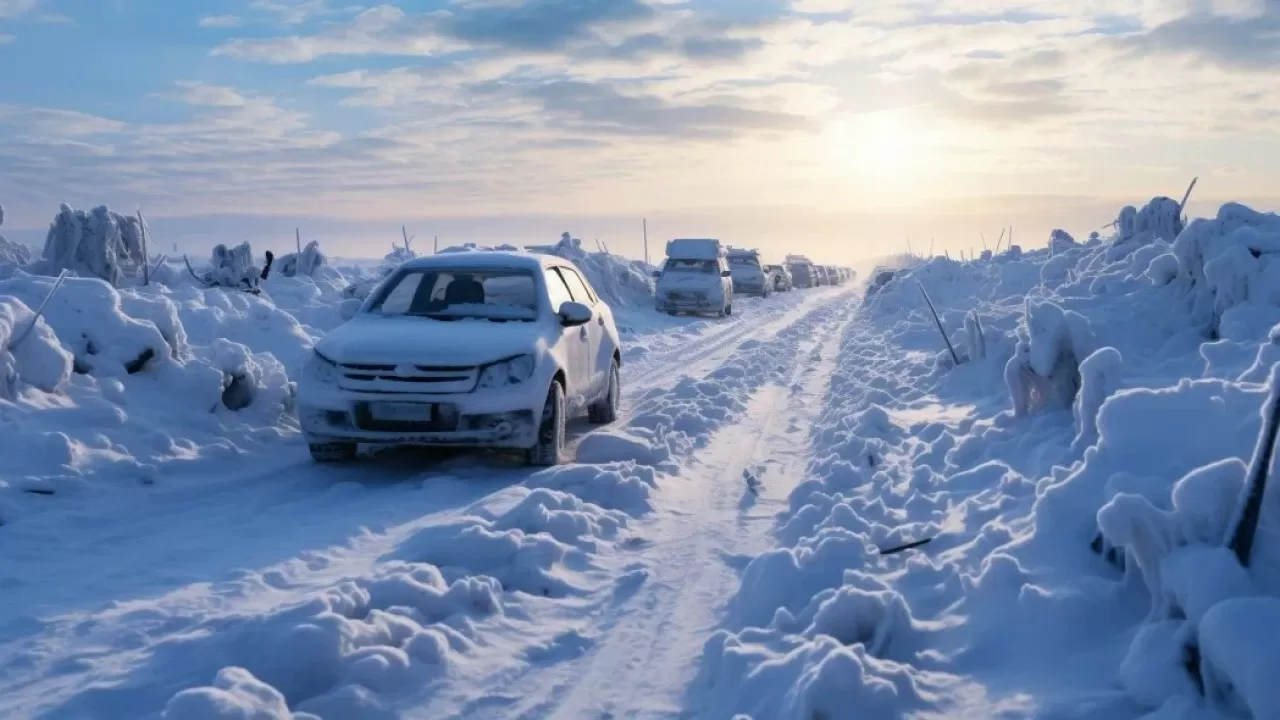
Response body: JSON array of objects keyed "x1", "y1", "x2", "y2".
[{"x1": 0, "y1": 285, "x2": 862, "y2": 719}]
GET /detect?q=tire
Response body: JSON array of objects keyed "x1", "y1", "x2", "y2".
[
  {"x1": 309, "y1": 441, "x2": 357, "y2": 463},
  {"x1": 527, "y1": 381, "x2": 566, "y2": 466},
  {"x1": 725, "y1": 303, "x2": 733, "y2": 316},
  {"x1": 588, "y1": 360, "x2": 620, "y2": 424}
]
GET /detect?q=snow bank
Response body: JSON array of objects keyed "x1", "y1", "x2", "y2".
[
  {"x1": 527, "y1": 233, "x2": 655, "y2": 309},
  {"x1": 0, "y1": 203, "x2": 33, "y2": 268},
  {"x1": 705, "y1": 198, "x2": 1280, "y2": 718},
  {"x1": 0, "y1": 270, "x2": 305, "y2": 526}
]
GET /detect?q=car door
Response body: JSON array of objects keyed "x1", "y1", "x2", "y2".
[
  {"x1": 556, "y1": 266, "x2": 608, "y2": 402},
  {"x1": 544, "y1": 267, "x2": 589, "y2": 410}
]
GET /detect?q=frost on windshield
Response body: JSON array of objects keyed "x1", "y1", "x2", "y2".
[{"x1": 371, "y1": 268, "x2": 539, "y2": 320}]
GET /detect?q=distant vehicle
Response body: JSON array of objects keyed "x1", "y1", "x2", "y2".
[
  {"x1": 785, "y1": 254, "x2": 817, "y2": 289},
  {"x1": 653, "y1": 238, "x2": 735, "y2": 317},
  {"x1": 726, "y1": 247, "x2": 772, "y2": 298},
  {"x1": 824, "y1": 266, "x2": 842, "y2": 285},
  {"x1": 764, "y1": 264, "x2": 793, "y2": 292},
  {"x1": 298, "y1": 251, "x2": 622, "y2": 466},
  {"x1": 813, "y1": 265, "x2": 829, "y2": 286}
]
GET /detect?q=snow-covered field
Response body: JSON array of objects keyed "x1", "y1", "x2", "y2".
[{"x1": 2, "y1": 200, "x2": 1280, "y2": 719}]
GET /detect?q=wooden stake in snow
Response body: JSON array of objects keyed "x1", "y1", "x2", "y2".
[
  {"x1": 1178, "y1": 176, "x2": 1199, "y2": 226},
  {"x1": 137, "y1": 209, "x2": 150, "y2": 286},
  {"x1": 980, "y1": 232, "x2": 987, "y2": 250},
  {"x1": 433, "y1": 235, "x2": 438, "y2": 254},
  {"x1": 917, "y1": 280, "x2": 960, "y2": 365},
  {"x1": 994, "y1": 228, "x2": 1006, "y2": 254},
  {"x1": 1227, "y1": 364, "x2": 1280, "y2": 567},
  {"x1": 295, "y1": 227, "x2": 302, "y2": 255},
  {"x1": 642, "y1": 218, "x2": 649, "y2": 266}
]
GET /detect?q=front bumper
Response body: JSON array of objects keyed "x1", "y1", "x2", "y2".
[
  {"x1": 657, "y1": 292, "x2": 723, "y2": 313},
  {"x1": 297, "y1": 379, "x2": 543, "y2": 449},
  {"x1": 732, "y1": 279, "x2": 768, "y2": 295}
]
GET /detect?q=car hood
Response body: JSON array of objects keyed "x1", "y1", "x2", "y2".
[{"x1": 316, "y1": 315, "x2": 550, "y2": 366}]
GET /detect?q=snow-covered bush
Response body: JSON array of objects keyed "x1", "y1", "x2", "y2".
[
  {"x1": 29, "y1": 204, "x2": 145, "y2": 286},
  {"x1": 1049, "y1": 229, "x2": 1079, "y2": 255},
  {"x1": 1006, "y1": 300, "x2": 1097, "y2": 417},
  {"x1": 275, "y1": 240, "x2": 327, "y2": 278},
  {"x1": 208, "y1": 242, "x2": 262, "y2": 290},
  {"x1": 1170, "y1": 202, "x2": 1280, "y2": 339},
  {"x1": 0, "y1": 203, "x2": 34, "y2": 269}
]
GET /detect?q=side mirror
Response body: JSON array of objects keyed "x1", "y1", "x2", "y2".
[
  {"x1": 558, "y1": 301, "x2": 593, "y2": 327},
  {"x1": 721, "y1": 270, "x2": 732, "y2": 277},
  {"x1": 651, "y1": 270, "x2": 661, "y2": 279},
  {"x1": 339, "y1": 298, "x2": 361, "y2": 321}
]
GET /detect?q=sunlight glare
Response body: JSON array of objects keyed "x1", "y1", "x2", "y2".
[{"x1": 821, "y1": 110, "x2": 924, "y2": 190}]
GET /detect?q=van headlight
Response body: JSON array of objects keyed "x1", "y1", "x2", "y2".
[
  {"x1": 306, "y1": 350, "x2": 340, "y2": 385},
  {"x1": 478, "y1": 354, "x2": 536, "y2": 388}
]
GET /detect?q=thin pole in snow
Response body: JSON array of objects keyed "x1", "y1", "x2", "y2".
[
  {"x1": 906, "y1": 237, "x2": 913, "y2": 257},
  {"x1": 433, "y1": 235, "x2": 438, "y2": 254},
  {"x1": 642, "y1": 218, "x2": 649, "y2": 266},
  {"x1": 137, "y1": 209, "x2": 150, "y2": 286},
  {"x1": 295, "y1": 227, "x2": 302, "y2": 255}
]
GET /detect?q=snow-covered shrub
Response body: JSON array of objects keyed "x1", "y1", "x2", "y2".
[
  {"x1": 1006, "y1": 300, "x2": 1097, "y2": 417},
  {"x1": 1049, "y1": 229, "x2": 1079, "y2": 255},
  {"x1": 202, "y1": 242, "x2": 263, "y2": 292},
  {"x1": 30, "y1": 204, "x2": 145, "y2": 286},
  {"x1": 963, "y1": 310, "x2": 986, "y2": 362},
  {"x1": 276, "y1": 240, "x2": 327, "y2": 278},
  {"x1": 1108, "y1": 196, "x2": 1183, "y2": 263},
  {"x1": 0, "y1": 203, "x2": 33, "y2": 268},
  {"x1": 1071, "y1": 346, "x2": 1122, "y2": 453},
  {"x1": 1171, "y1": 202, "x2": 1280, "y2": 338}
]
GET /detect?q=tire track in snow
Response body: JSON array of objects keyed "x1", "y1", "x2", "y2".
[{"x1": 432, "y1": 291, "x2": 861, "y2": 719}]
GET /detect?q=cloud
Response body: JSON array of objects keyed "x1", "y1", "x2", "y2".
[
  {"x1": 1110, "y1": 8, "x2": 1280, "y2": 70},
  {"x1": 0, "y1": 32, "x2": 12, "y2": 44},
  {"x1": 249, "y1": 0, "x2": 352, "y2": 25},
  {"x1": 199, "y1": 15, "x2": 242, "y2": 28},
  {"x1": 0, "y1": 0, "x2": 37, "y2": 20},
  {"x1": 518, "y1": 79, "x2": 818, "y2": 138}
]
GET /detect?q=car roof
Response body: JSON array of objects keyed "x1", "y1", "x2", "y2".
[{"x1": 400, "y1": 250, "x2": 570, "y2": 272}]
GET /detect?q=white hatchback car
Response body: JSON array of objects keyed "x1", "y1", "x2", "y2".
[{"x1": 297, "y1": 251, "x2": 622, "y2": 466}]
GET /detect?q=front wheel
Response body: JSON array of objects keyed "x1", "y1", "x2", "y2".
[
  {"x1": 527, "y1": 381, "x2": 566, "y2": 466},
  {"x1": 588, "y1": 360, "x2": 620, "y2": 424},
  {"x1": 725, "y1": 303, "x2": 733, "y2": 316}
]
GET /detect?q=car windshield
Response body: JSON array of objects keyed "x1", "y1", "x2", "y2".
[
  {"x1": 788, "y1": 263, "x2": 811, "y2": 277},
  {"x1": 663, "y1": 258, "x2": 718, "y2": 274},
  {"x1": 369, "y1": 268, "x2": 539, "y2": 321},
  {"x1": 729, "y1": 255, "x2": 760, "y2": 267}
]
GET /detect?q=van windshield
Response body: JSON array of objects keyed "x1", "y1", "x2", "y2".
[{"x1": 663, "y1": 259, "x2": 718, "y2": 274}]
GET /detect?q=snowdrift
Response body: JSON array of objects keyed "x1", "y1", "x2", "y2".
[{"x1": 704, "y1": 199, "x2": 1280, "y2": 718}]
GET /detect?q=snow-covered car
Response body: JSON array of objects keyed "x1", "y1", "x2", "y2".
[
  {"x1": 786, "y1": 255, "x2": 816, "y2": 289},
  {"x1": 654, "y1": 238, "x2": 734, "y2": 317},
  {"x1": 726, "y1": 248, "x2": 772, "y2": 297},
  {"x1": 764, "y1": 264, "x2": 793, "y2": 292},
  {"x1": 298, "y1": 252, "x2": 622, "y2": 466}
]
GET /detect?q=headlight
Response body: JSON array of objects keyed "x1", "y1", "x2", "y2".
[
  {"x1": 307, "y1": 350, "x2": 340, "y2": 385},
  {"x1": 478, "y1": 353, "x2": 536, "y2": 389}
]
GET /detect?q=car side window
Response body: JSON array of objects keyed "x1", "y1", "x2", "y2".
[
  {"x1": 558, "y1": 267, "x2": 596, "y2": 305},
  {"x1": 544, "y1": 268, "x2": 575, "y2": 311}
]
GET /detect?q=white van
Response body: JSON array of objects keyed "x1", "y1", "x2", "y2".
[
  {"x1": 726, "y1": 247, "x2": 771, "y2": 298},
  {"x1": 653, "y1": 238, "x2": 735, "y2": 317}
]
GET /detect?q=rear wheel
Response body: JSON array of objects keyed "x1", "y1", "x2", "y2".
[
  {"x1": 309, "y1": 441, "x2": 357, "y2": 463},
  {"x1": 527, "y1": 381, "x2": 566, "y2": 466},
  {"x1": 725, "y1": 303, "x2": 733, "y2": 316},
  {"x1": 588, "y1": 360, "x2": 620, "y2": 424}
]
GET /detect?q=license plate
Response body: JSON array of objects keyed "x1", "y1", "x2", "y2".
[{"x1": 368, "y1": 402, "x2": 435, "y2": 422}]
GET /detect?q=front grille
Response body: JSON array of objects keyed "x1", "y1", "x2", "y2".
[{"x1": 338, "y1": 362, "x2": 480, "y2": 394}]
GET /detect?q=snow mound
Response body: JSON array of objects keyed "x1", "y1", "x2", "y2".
[
  {"x1": 0, "y1": 272, "x2": 303, "y2": 526},
  {"x1": 705, "y1": 198, "x2": 1280, "y2": 719},
  {"x1": 0, "y1": 204, "x2": 33, "y2": 268},
  {"x1": 527, "y1": 233, "x2": 655, "y2": 309}
]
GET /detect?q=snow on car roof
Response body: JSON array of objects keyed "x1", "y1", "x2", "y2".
[{"x1": 400, "y1": 250, "x2": 568, "y2": 272}]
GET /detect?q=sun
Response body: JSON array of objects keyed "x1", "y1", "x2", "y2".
[{"x1": 821, "y1": 109, "x2": 924, "y2": 187}]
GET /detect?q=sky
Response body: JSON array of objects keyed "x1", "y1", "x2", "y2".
[{"x1": 1, "y1": 0, "x2": 1278, "y2": 262}]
